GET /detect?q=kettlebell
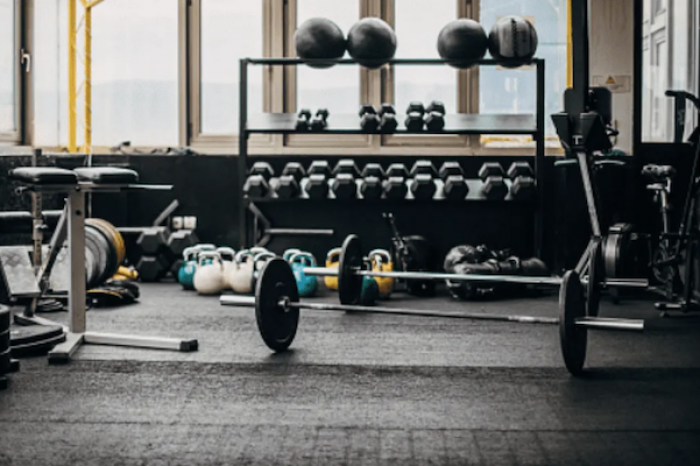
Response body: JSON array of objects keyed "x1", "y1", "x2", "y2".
[
  {"x1": 251, "y1": 252, "x2": 277, "y2": 291},
  {"x1": 250, "y1": 247, "x2": 269, "y2": 257},
  {"x1": 289, "y1": 252, "x2": 319, "y2": 297},
  {"x1": 369, "y1": 249, "x2": 394, "y2": 299},
  {"x1": 230, "y1": 250, "x2": 255, "y2": 294},
  {"x1": 283, "y1": 248, "x2": 303, "y2": 262},
  {"x1": 193, "y1": 251, "x2": 226, "y2": 295},
  {"x1": 178, "y1": 244, "x2": 215, "y2": 290},
  {"x1": 216, "y1": 247, "x2": 236, "y2": 290},
  {"x1": 324, "y1": 247, "x2": 342, "y2": 290}
]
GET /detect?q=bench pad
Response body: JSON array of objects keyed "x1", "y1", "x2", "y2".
[
  {"x1": 74, "y1": 167, "x2": 139, "y2": 184},
  {"x1": 9, "y1": 167, "x2": 78, "y2": 185}
]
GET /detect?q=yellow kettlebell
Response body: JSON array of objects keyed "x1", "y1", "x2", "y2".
[
  {"x1": 369, "y1": 249, "x2": 394, "y2": 299},
  {"x1": 324, "y1": 247, "x2": 342, "y2": 290}
]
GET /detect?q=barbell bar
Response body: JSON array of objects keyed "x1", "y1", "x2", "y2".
[{"x1": 219, "y1": 258, "x2": 644, "y2": 376}]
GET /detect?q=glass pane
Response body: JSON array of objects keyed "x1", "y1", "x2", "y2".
[
  {"x1": 0, "y1": 0, "x2": 17, "y2": 134},
  {"x1": 91, "y1": 0, "x2": 178, "y2": 146},
  {"x1": 201, "y1": 1, "x2": 263, "y2": 134},
  {"x1": 642, "y1": 0, "x2": 699, "y2": 142},
  {"x1": 394, "y1": 0, "x2": 456, "y2": 115},
  {"x1": 480, "y1": 0, "x2": 568, "y2": 145},
  {"x1": 296, "y1": 0, "x2": 359, "y2": 111}
]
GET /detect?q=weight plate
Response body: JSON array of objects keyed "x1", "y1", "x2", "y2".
[
  {"x1": 0, "y1": 329, "x2": 9, "y2": 353},
  {"x1": 338, "y1": 235, "x2": 364, "y2": 305},
  {"x1": 587, "y1": 241, "x2": 602, "y2": 317},
  {"x1": 11, "y1": 324, "x2": 65, "y2": 347},
  {"x1": 0, "y1": 305, "x2": 9, "y2": 332},
  {"x1": 36, "y1": 299, "x2": 64, "y2": 313},
  {"x1": 87, "y1": 222, "x2": 118, "y2": 284},
  {"x1": 255, "y1": 258, "x2": 299, "y2": 352},
  {"x1": 85, "y1": 225, "x2": 110, "y2": 287},
  {"x1": 89, "y1": 218, "x2": 126, "y2": 265},
  {"x1": 603, "y1": 233, "x2": 622, "y2": 279},
  {"x1": 559, "y1": 270, "x2": 587, "y2": 376},
  {"x1": 0, "y1": 348, "x2": 10, "y2": 375},
  {"x1": 11, "y1": 330, "x2": 66, "y2": 358},
  {"x1": 85, "y1": 243, "x2": 100, "y2": 289}
]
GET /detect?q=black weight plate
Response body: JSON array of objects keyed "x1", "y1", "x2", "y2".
[
  {"x1": 87, "y1": 225, "x2": 113, "y2": 286},
  {"x1": 0, "y1": 305, "x2": 9, "y2": 331},
  {"x1": 338, "y1": 235, "x2": 364, "y2": 305},
  {"x1": 88, "y1": 220, "x2": 119, "y2": 280},
  {"x1": 587, "y1": 241, "x2": 602, "y2": 317},
  {"x1": 255, "y1": 258, "x2": 299, "y2": 352},
  {"x1": 603, "y1": 233, "x2": 622, "y2": 279},
  {"x1": 0, "y1": 329, "x2": 9, "y2": 353},
  {"x1": 10, "y1": 325, "x2": 66, "y2": 357},
  {"x1": 559, "y1": 270, "x2": 587, "y2": 376},
  {"x1": 85, "y1": 226, "x2": 108, "y2": 288},
  {"x1": 0, "y1": 348, "x2": 10, "y2": 374},
  {"x1": 36, "y1": 299, "x2": 65, "y2": 313}
]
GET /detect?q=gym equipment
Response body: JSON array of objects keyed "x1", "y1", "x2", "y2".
[
  {"x1": 488, "y1": 16, "x2": 538, "y2": 68},
  {"x1": 369, "y1": 249, "x2": 393, "y2": 299},
  {"x1": 443, "y1": 175, "x2": 469, "y2": 200},
  {"x1": 194, "y1": 252, "x2": 225, "y2": 295},
  {"x1": 359, "y1": 176, "x2": 383, "y2": 200},
  {"x1": 410, "y1": 174, "x2": 437, "y2": 200},
  {"x1": 308, "y1": 160, "x2": 331, "y2": 178},
  {"x1": 424, "y1": 101, "x2": 446, "y2": 132},
  {"x1": 409, "y1": 160, "x2": 438, "y2": 178},
  {"x1": 251, "y1": 252, "x2": 277, "y2": 292},
  {"x1": 136, "y1": 255, "x2": 169, "y2": 282},
  {"x1": 359, "y1": 275, "x2": 379, "y2": 305},
  {"x1": 249, "y1": 161, "x2": 274, "y2": 181},
  {"x1": 510, "y1": 177, "x2": 536, "y2": 200},
  {"x1": 378, "y1": 103, "x2": 398, "y2": 133},
  {"x1": 310, "y1": 108, "x2": 329, "y2": 131},
  {"x1": 8, "y1": 166, "x2": 198, "y2": 364},
  {"x1": 136, "y1": 227, "x2": 168, "y2": 255},
  {"x1": 385, "y1": 213, "x2": 436, "y2": 296},
  {"x1": 331, "y1": 174, "x2": 357, "y2": 199},
  {"x1": 346, "y1": 17, "x2": 397, "y2": 68},
  {"x1": 272, "y1": 175, "x2": 300, "y2": 199},
  {"x1": 230, "y1": 250, "x2": 255, "y2": 294},
  {"x1": 361, "y1": 163, "x2": 385, "y2": 179},
  {"x1": 289, "y1": 252, "x2": 319, "y2": 297},
  {"x1": 217, "y1": 247, "x2": 237, "y2": 290},
  {"x1": 386, "y1": 163, "x2": 409, "y2": 179},
  {"x1": 439, "y1": 161, "x2": 464, "y2": 180},
  {"x1": 221, "y1": 259, "x2": 643, "y2": 370},
  {"x1": 294, "y1": 17, "x2": 346, "y2": 68},
  {"x1": 10, "y1": 323, "x2": 66, "y2": 357},
  {"x1": 302, "y1": 174, "x2": 329, "y2": 199},
  {"x1": 404, "y1": 102, "x2": 425, "y2": 132},
  {"x1": 248, "y1": 202, "x2": 334, "y2": 248},
  {"x1": 325, "y1": 247, "x2": 342, "y2": 290},
  {"x1": 437, "y1": 19, "x2": 488, "y2": 68},
  {"x1": 167, "y1": 229, "x2": 199, "y2": 258},
  {"x1": 282, "y1": 162, "x2": 307, "y2": 183},
  {"x1": 283, "y1": 249, "x2": 302, "y2": 262},
  {"x1": 177, "y1": 244, "x2": 216, "y2": 290},
  {"x1": 0, "y1": 210, "x2": 63, "y2": 235},
  {"x1": 333, "y1": 159, "x2": 361, "y2": 178},
  {"x1": 243, "y1": 175, "x2": 270, "y2": 198},
  {"x1": 383, "y1": 177, "x2": 408, "y2": 200},
  {"x1": 507, "y1": 162, "x2": 534, "y2": 179},
  {"x1": 478, "y1": 162, "x2": 504, "y2": 179},
  {"x1": 479, "y1": 162, "x2": 508, "y2": 200},
  {"x1": 359, "y1": 104, "x2": 380, "y2": 133},
  {"x1": 296, "y1": 108, "x2": 312, "y2": 131}
]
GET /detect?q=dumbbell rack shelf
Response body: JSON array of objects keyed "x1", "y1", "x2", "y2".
[{"x1": 238, "y1": 57, "x2": 546, "y2": 254}]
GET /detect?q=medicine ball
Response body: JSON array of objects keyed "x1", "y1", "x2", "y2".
[
  {"x1": 346, "y1": 17, "x2": 397, "y2": 68},
  {"x1": 488, "y1": 16, "x2": 538, "y2": 68},
  {"x1": 437, "y1": 19, "x2": 488, "y2": 69},
  {"x1": 294, "y1": 17, "x2": 346, "y2": 68}
]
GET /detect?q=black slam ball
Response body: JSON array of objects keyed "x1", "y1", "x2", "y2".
[
  {"x1": 488, "y1": 16, "x2": 538, "y2": 68},
  {"x1": 346, "y1": 17, "x2": 397, "y2": 68},
  {"x1": 437, "y1": 19, "x2": 488, "y2": 68},
  {"x1": 294, "y1": 17, "x2": 346, "y2": 68}
]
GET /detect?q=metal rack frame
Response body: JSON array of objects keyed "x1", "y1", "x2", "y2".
[{"x1": 237, "y1": 57, "x2": 546, "y2": 255}]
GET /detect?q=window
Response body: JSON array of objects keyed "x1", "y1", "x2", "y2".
[
  {"x1": 0, "y1": 0, "x2": 18, "y2": 137},
  {"x1": 295, "y1": 0, "x2": 360, "y2": 112},
  {"x1": 199, "y1": 1, "x2": 264, "y2": 135},
  {"x1": 642, "y1": 0, "x2": 699, "y2": 142},
  {"x1": 393, "y1": 0, "x2": 456, "y2": 115},
  {"x1": 480, "y1": 0, "x2": 567, "y2": 146}
]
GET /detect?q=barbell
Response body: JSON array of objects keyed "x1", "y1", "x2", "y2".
[{"x1": 220, "y1": 258, "x2": 645, "y2": 376}]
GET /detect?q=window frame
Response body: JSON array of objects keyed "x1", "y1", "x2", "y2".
[{"x1": 0, "y1": 0, "x2": 22, "y2": 144}]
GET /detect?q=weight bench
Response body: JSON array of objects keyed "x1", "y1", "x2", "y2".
[{"x1": 8, "y1": 166, "x2": 199, "y2": 364}]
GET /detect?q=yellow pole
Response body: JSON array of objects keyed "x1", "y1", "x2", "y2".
[
  {"x1": 68, "y1": 0, "x2": 77, "y2": 152},
  {"x1": 84, "y1": 6, "x2": 92, "y2": 153},
  {"x1": 567, "y1": 0, "x2": 573, "y2": 88}
]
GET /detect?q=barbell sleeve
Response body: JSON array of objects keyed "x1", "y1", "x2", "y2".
[
  {"x1": 575, "y1": 317, "x2": 644, "y2": 331},
  {"x1": 221, "y1": 295, "x2": 256, "y2": 306}
]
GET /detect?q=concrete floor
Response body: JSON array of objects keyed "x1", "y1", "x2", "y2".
[{"x1": 1, "y1": 283, "x2": 700, "y2": 465}]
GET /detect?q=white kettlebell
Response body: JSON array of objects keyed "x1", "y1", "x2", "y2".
[
  {"x1": 194, "y1": 251, "x2": 225, "y2": 295},
  {"x1": 230, "y1": 250, "x2": 255, "y2": 294},
  {"x1": 251, "y1": 251, "x2": 277, "y2": 291},
  {"x1": 216, "y1": 247, "x2": 237, "y2": 290}
]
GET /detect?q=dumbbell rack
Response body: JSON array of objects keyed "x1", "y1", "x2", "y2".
[{"x1": 238, "y1": 58, "x2": 546, "y2": 255}]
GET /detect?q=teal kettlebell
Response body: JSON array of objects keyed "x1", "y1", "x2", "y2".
[
  {"x1": 283, "y1": 248, "x2": 303, "y2": 262},
  {"x1": 289, "y1": 252, "x2": 319, "y2": 297},
  {"x1": 178, "y1": 244, "x2": 215, "y2": 290},
  {"x1": 359, "y1": 276, "x2": 379, "y2": 305}
]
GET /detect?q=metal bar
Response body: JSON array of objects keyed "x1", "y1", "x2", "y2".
[
  {"x1": 67, "y1": 190, "x2": 86, "y2": 334},
  {"x1": 535, "y1": 59, "x2": 546, "y2": 258},
  {"x1": 239, "y1": 58, "x2": 249, "y2": 249},
  {"x1": 83, "y1": 332, "x2": 191, "y2": 351},
  {"x1": 245, "y1": 58, "x2": 544, "y2": 66},
  {"x1": 266, "y1": 228, "x2": 335, "y2": 236},
  {"x1": 152, "y1": 199, "x2": 180, "y2": 227},
  {"x1": 83, "y1": 5, "x2": 92, "y2": 153},
  {"x1": 68, "y1": 0, "x2": 77, "y2": 152},
  {"x1": 116, "y1": 226, "x2": 166, "y2": 234},
  {"x1": 603, "y1": 279, "x2": 649, "y2": 289},
  {"x1": 576, "y1": 151, "x2": 602, "y2": 237},
  {"x1": 575, "y1": 317, "x2": 644, "y2": 331},
  {"x1": 570, "y1": 0, "x2": 589, "y2": 116},
  {"x1": 48, "y1": 332, "x2": 85, "y2": 364}
]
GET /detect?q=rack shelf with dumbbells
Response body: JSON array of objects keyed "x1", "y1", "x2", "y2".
[{"x1": 238, "y1": 57, "x2": 546, "y2": 254}]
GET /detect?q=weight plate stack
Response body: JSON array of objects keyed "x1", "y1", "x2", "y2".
[
  {"x1": 559, "y1": 271, "x2": 587, "y2": 376},
  {"x1": 86, "y1": 220, "x2": 121, "y2": 282},
  {"x1": 85, "y1": 225, "x2": 111, "y2": 288},
  {"x1": 10, "y1": 325, "x2": 66, "y2": 358},
  {"x1": 87, "y1": 218, "x2": 126, "y2": 265}
]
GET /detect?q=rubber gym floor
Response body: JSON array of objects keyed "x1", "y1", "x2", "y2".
[{"x1": 1, "y1": 283, "x2": 700, "y2": 466}]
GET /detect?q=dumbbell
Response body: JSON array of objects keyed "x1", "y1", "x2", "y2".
[
  {"x1": 137, "y1": 255, "x2": 170, "y2": 282},
  {"x1": 308, "y1": 160, "x2": 331, "y2": 178},
  {"x1": 384, "y1": 163, "x2": 409, "y2": 199},
  {"x1": 245, "y1": 162, "x2": 274, "y2": 197},
  {"x1": 361, "y1": 163, "x2": 385, "y2": 179},
  {"x1": 333, "y1": 159, "x2": 361, "y2": 178},
  {"x1": 478, "y1": 162, "x2": 508, "y2": 200},
  {"x1": 378, "y1": 103, "x2": 398, "y2": 133},
  {"x1": 302, "y1": 174, "x2": 329, "y2": 199},
  {"x1": 404, "y1": 102, "x2": 425, "y2": 132},
  {"x1": 385, "y1": 163, "x2": 409, "y2": 179},
  {"x1": 296, "y1": 108, "x2": 312, "y2": 131},
  {"x1": 272, "y1": 175, "x2": 300, "y2": 199},
  {"x1": 331, "y1": 174, "x2": 357, "y2": 200},
  {"x1": 167, "y1": 229, "x2": 199, "y2": 258},
  {"x1": 359, "y1": 104, "x2": 380, "y2": 133},
  {"x1": 439, "y1": 161, "x2": 464, "y2": 180},
  {"x1": 310, "y1": 108, "x2": 329, "y2": 131},
  {"x1": 359, "y1": 177, "x2": 383, "y2": 200},
  {"x1": 425, "y1": 101, "x2": 446, "y2": 132},
  {"x1": 507, "y1": 162, "x2": 536, "y2": 201},
  {"x1": 409, "y1": 161, "x2": 437, "y2": 200},
  {"x1": 438, "y1": 162, "x2": 469, "y2": 200},
  {"x1": 249, "y1": 161, "x2": 274, "y2": 180}
]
